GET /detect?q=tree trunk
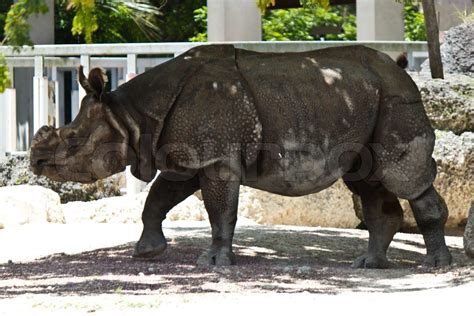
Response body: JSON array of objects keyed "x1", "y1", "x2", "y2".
[{"x1": 421, "y1": 0, "x2": 444, "y2": 79}]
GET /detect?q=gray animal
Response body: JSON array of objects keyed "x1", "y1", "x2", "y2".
[
  {"x1": 464, "y1": 203, "x2": 474, "y2": 258},
  {"x1": 30, "y1": 45, "x2": 452, "y2": 268}
]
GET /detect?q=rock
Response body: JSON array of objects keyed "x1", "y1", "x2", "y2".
[
  {"x1": 430, "y1": 131, "x2": 473, "y2": 229},
  {"x1": 0, "y1": 185, "x2": 64, "y2": 228},
  {"x1": 464, "y1": 203, "x2": 474, "y2": 258},
  {"x1": 0, "y1": 153, "x2": 124, "y2": 203},
  {"x1": 167, "y1": 195, "x2": 208, "y2": 221},
  {"x1": 411, "y1": 74, "x2": 474, "y2": 134},
  {"x1": 421, "y1": 21, "x2": 474, "y2": 77},
  {"x1": 62, "y1": 193, "x2": 147, "y2": 224},
  {"x1": 238, "y1": 180, "x2": 359, "y2": 228},
  {"x1": 62, "y1": 192, "x2": 207, "y2": 224},
  {"x1": 354, "y1": 131, "x2": 473, "y2": 231}
]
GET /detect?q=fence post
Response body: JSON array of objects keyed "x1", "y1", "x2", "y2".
[
  {"x1": 0, "y1": 88, "x2": 17, "y2": 156},
  {"x1": 407, "y1": 46, "x2": 415, "y2": 72},
  {"x1": 125, "y1": 53, "x2": 147, "y2": 195},
  {"x1": 33, "y1": 55, "x2": 48, "y2": 134}
]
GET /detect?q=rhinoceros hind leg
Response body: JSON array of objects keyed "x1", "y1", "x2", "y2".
[
  {"x1": 197, "y1": 164, "x2": 240, "y2": 266},
  {"x1": 345, "y1": 179, "x2": 403, "y2": 269},
  {"x1": 408, "y1": 186, "x2": 452, "y2": 267},
  {"x1": 133, "y1": 174, "x2": 200, "y2": 258}
]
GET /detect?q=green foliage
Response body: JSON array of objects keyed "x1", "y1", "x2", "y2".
[
  {"x1": 189, "y1": 4, "x2": 355, "y2": 42},
  {"x1": 0, "y1": 54, "x2": 11, "y2": 93},
  {"x1": 56, "y1": 0, "x2": 162, "y2": 44},
  {"x1": 257, "y1": 0, "x2": 330, "y2": 14},
  {"x1": 189, "y1": 6, "x2": 207, "y2": 42},
  {"x1": 0, "y1": 1, "x2": 13, "y2": 42},
  {"x1": 263, "y1": 6, "x2": 356, "y2": 41},
  {"x1": 68, "y1": 0, "x2": 97, "y2": 44},
  {"x1": 263, "y1": 8, "x2": 315, "y2": 41},
  {"x1": 154, "y1": 0, "x2": 206, "y2": 42},
  {"x1": 3, "y1": 0, "x2": 48, "y2": 48},
  {"x1": 404, "y1": 2, "x2": 427, "y2": 41}
]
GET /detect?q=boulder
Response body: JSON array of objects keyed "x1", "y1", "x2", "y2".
[
  {"x1": 0, "y1": 153, "x2": 124, "y2": 203},
  {"x1": 237, "y1": 180, "x2": 359, "y2": 228},
  {"x1": 411, "y1": 74, "x2": 474, "y2": 134},
  {"x1": 354, "y1": 131, "x2": 473, "y2": 231},
  {"x1": 465, "y1": 203, "x2": 474, "y2": 258},
  {"x1": 62, "y1": 193, "x2": 207, "y2": 224},
  {"x1": 421, "y1": 20, "x2": 474, "y2": 77},
  {"x1": 0, "y1": 185, "x2": 64, "y2": 228},
  {"x1": 62, "y1": 193, "x2": 147, "y2": 224}
]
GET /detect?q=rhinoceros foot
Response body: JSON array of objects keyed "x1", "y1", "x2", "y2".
[
  {"x1": 133, "y1": 230, "x2": 167, "y2": 258},
  {"x1": 197, "y1": 247, "x2": 236, "y2": 266},
  {"x1": 351, "y1": 253, "x2": 394, "y2": 269},
  {"x1": 422, "y1": 247, "x2": 452, "y2": 267}
]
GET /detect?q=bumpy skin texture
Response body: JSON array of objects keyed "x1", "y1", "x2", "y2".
[{"x1": 30, "y1": 45, "x2": 452, "y2": 268}]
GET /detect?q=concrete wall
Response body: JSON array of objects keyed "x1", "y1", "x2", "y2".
[
  {"x1": 207, "y1": 0, "x2": 262, "y2": 41},
  {"x1": 356, "y1": 0, "x2": 404, "y2": 41},
  {"x1": 27, "y1": 0, "x2": 55, "y2": 44},
  {"x1": 435, "y1": 0, "x2": 473, "y2": 31}
]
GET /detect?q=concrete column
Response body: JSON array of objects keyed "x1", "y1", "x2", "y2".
[
  {"x1": 207, "y1": 0, "x2": 262, "y2": 41},
  {"x1": 356, "y1": 0, "x2": 404, "y2": 41},
  {"x1": 27, "y1": 0, "x2": 55, "y2": 44}
]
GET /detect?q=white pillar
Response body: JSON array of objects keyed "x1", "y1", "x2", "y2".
[
  {"x1": 356, "y1": 0, "x2": 404, "y2": 41},
  {"x1": 207, "y1": 0, "x2": 262, "y2": 41},
  {"x1": 78, "y1": 55, "x2": 90, "y2": 104},
  {"x1": 33, "y1": 56, "x2": 49, "y2": 133},
  {"x1": 125, "y1": 53, "x2": 147, "y2": 195},
  {"x1": 0, "y1": 89, "x2": 17, "y2": 156}
]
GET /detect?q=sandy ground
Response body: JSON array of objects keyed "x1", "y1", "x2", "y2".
[{"x1": 0, "y1": 220, "x2": 472, "y2": 315}]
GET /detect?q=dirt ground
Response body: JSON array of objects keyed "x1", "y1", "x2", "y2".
[{"x1": 0, "y1": 220, "x2": 472, "y2": 315}]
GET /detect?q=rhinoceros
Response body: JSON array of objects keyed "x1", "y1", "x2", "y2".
[{"x1": 30, "y1": 44, "x2": 452, "y2": 268}]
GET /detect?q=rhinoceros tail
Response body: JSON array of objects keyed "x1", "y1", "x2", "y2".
[{"x1": 396, "y1": 52, "x2": 408, "y2": 69}]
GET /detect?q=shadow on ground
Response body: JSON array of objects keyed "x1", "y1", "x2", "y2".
[{"x1": 0, "y1": 225, "x2": 472, "y2": 296}]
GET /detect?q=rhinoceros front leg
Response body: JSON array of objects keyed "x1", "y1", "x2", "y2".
[
  {"x1": 197, "y1": 165, "x2": 240, "y2": 266},
  {"x1": 133, "y1": 173, "x2": 200, "y2": 258}
]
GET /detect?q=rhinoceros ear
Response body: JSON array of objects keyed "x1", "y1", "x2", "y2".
[{"x1": 78, "y1": 66, "x2": 108, "y2": 98}]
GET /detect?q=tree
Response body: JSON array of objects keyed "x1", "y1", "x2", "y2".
[{"x1": 421, "y1": 0, "x2": 444, "y2": 78}]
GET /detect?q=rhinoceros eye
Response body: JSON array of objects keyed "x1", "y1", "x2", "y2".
[{"x1": 66, "y1": 138, "x2": 87, "y2": 151}]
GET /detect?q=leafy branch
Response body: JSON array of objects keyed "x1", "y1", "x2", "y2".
[
  {"x1": 67, "y1": 0, "x2": 164, "y2": 44},
  {"x1": 2, "y1": 0, "x2": 49, "y2": 49},
  {"x1": 256, "y1": 0, "x2": 330, "y2": 14}
]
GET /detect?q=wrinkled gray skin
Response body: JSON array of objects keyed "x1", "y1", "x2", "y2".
[
  {"x1": 30, "y1": 45, "x2": 452, "y2": 268},
  {"x1": 464, "y1": 203, "x2": 474, "y2": 258}
]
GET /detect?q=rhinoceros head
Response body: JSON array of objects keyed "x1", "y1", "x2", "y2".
[{"x1": 30, "y1": 66, "x2": 129, "y2": 183}]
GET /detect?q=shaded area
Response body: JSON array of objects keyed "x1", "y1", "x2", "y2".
[{"x1": 0, "y1": 226, "x2": 472, "y2": 297}]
